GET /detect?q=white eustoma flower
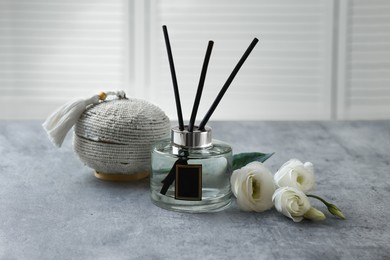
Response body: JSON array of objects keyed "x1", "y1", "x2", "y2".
[
  {"x1": 274, "y1": 159, "x2": 315, "y2": 193},
  {"x1": 272, "y1": 186, "x2": 311, "y2": 222},
  {"x1": 230, "y1": 161, "x2": 275, "y2": 212}
]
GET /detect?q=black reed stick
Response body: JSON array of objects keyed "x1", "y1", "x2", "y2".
[
  {"x1": 188, "y1": 41, "x2": 214, "y2": 132},
  {"x1": 162, "y1": 25, "x2": 184, "y2": 130},
  {"x1": 198, "y1": 38, "x2": 259, "y2": 130}
]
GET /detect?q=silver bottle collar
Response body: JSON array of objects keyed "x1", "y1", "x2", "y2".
[{"x1": 171, "y1": 125, "x2": 212, "y2": 148}]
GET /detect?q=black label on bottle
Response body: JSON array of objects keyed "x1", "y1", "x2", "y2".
[{"x1": 175, "y1": 164, "x2": 202, "y2": 201}]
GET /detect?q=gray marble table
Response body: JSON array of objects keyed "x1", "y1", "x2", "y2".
[{"x1": 0, "y1": 121, "x2": 389, "y2": 260}]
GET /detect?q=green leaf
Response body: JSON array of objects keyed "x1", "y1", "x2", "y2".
[{"x1": 232, "y1": 152, "x2": 274, "y2": 170}]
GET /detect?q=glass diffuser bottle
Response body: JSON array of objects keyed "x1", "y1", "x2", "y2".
[
  {"x1": 152, "y1": 25, "x2": 258, "y2": 213},
  {"x1": 150, "y1": 125, "x2": 233, "y2": 213}
]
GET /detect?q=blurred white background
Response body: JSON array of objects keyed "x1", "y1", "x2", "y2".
[{"x1": 1, "y1": 0, "x2": 389, "y2": 120}]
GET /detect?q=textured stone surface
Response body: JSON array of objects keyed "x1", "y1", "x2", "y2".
[{"x1": 0, "y1": 121, "x2": 389, "y2": 260}]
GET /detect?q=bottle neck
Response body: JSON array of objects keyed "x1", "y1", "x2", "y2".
[{"x1": 171, "y1": 125, "x2": 212, "y2": 148}]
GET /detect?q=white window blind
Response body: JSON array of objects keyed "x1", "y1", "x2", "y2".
[
  {"x1": 147, "y1": 0, "x2": 335, "y2": 121},
  {"x1": 337, "y1": 0, "x2": 390, "y2": 119},
  {"x1": 0, "y1": 0, "x2": 130, "y2": 119},
  {"x1": 1, "y1": 0, "x2": 389, "y2": 120}
]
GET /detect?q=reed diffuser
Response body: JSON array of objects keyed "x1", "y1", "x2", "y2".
[{"x1": 150, "y1": 25, "x2": 258, "y2": 213}]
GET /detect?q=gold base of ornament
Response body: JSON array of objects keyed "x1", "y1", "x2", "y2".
[{"x1": 94, "y1": 171, "x2": 149, "y2": 182}]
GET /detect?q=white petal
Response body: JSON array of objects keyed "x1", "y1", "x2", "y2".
[
  {"x1": 278, "y1": 159, "x2": 303, "y2": 174},
  {"x1": 242, "y1": 161, "x2": 266, "y2": 172},
  {"x1": 291, "y1": 216, "x2": 304, "y2": 222},
  {"x1": 274, "y1": 159, "x2": 303, "y2": 187},
  {"x1": 245, "y1": 174, "x2": 254, "y2": 202},
  {"x1": 272, "y1": 188, "x2": 284, "y2": 212},
  {"x1": 272, "y1": 187, "x2": 289, "y2": 212},
  {"x1": 230, "y1": 168, "x2": 243, "y2": 197},
  {"x1": 303, "y1": 161, "x2": 314, "y2": 173},
  {"x1": 236, "y1": 182, "x2": 253, "y2": 211},
  {"x1": 290, "y1": 166, "x2": 306, "y2": 190},
  {"x1": 294, "y1": 164, "x2": 316, "y2": 193}
]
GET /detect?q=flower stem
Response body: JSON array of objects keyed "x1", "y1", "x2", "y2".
[{"x1": 307, "y1": 194, "x2": 330, "y2": 206}]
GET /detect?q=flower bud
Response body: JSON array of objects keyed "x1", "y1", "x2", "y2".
[
  {"x1": 328, "y1": 203, "x2": 346, "y2": 220},
  {"x1": 303, "y1": 207, "x2": 326, "y2": 221}
]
